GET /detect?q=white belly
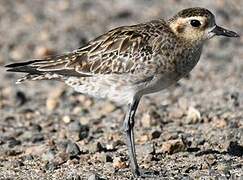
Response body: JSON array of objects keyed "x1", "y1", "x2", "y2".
[
  {"x1": 136, "y1": 72, "x2": 181, "y2": 96},
  {"x1": 65, "y1": 76, "x2": 136, "y2": 104}
]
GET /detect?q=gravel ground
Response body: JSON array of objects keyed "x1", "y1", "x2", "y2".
[{"x1": 0, "y1": 0, "x2": 243, "y2": 179}]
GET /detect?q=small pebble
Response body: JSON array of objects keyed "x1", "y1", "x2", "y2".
[
  {"x1": 204, "y1": 154, "x2": 216, "y2": 167},
  {"x1": 42, "y1": 149, "x2": 56, "y2": 161},
  {"x1": 151, "y1": 130, "x2": 162, "y2": 139},
  {"x1": 69, "y1": 121, "x2": 82, "y2": 132},
  {"x1": 31, "y1": 133, "x2": 44, "y2": 143},
  {"x1": 78, "y1": 96, "x2": 93, "y2": 108},
  {"x1": 30, "y1": 123, "x2": 42, "y2": 132},
  {"x1": 216, "y1": 163, "x2": 229, "y2": 172},
  {"x1": 23, "y1": 13, "x2": 35, "y2": 24},
  {"x1": 88, "y1": 174, "x2": 100, "y2": 180},
  {"x1": 79, "y1": 117, "x2": 89, "y2": 125},
  {"x1": 0, "y1": 139, "x2": 4, "y2": 145},
  {"x1": 114, "y1": 10, "x2": 132, "y2": 19},
  {"x1": 96, "y1": 152, "x2": 113, "y2": 163},
  {"x1": 100, "y1": 102, "x2": 116, "y2": 115},
  {"x1": 22, "y1": 155, "x2": 34, "y2": 161},
  {"x1": 15, "y1": 91, "x2": 27, "y2": 106},
  {"x1": 227, "y1": 141, "x2": 243, "y2": 156},
  {"x1": 106, "y1": 142, "x2": 117, "y2": 151},
  {"x1": 113, "y1": 157, "x2": 128, "y2": 169},
  {"x1": 55, "y1": 151, "x2": 69, "y2": 164},
  {"x1": 12, "y1": 160, "x2": 24, "y2": 167},
  {"x1": 186, "y1": 106, "x2": 201, "y2": 124},
  {"x1": 169, "y1": 107, "x2": 184, "y2": 119},
  {"x1": 34, "y1": 46, "x2": 55, "y2": 57},
  {"x1": 89, "y1": 142, "x2": 104, "y2": 153},
  {"x1": 8, "y1": 137, "x2": 21, "y2": 148},
  {"x1": 66, "y1": 141, "x2": 81, "y2": 159},
  {"x1": 178, "y1": 98, "x2": 189, "y2": 111},
  {"x1": 141, "y1": 113, "x2": 152, "y2": 128},
  {"x1": 69, "y1": 174, "x2": 81, "y2": 180},
  {"x1": 44, "y1": 161, "x2": 58, "y2": 171},
  {"x1": 62, "y1": 115, "x2": 71, "y2": 124},
  {"x1": 46, "y1": 98, "x2": 59, "y2": 111},
  {"x1": 22, "y1": 109, "x2": 36, "y2": 120},
  {"x1": 161, "y1": 139, "x2": 186, "y2": 154},
  {"x1": 142, "y1": 108, "x2": 161, "y2": 126},
  {"x1": 68, "y1": 121, "x2": 89, "y2": 141},
  {"x1": 21, "y1": 131, "x2": 33, "y2": 141},
  {"x1": 9, "y1": 47, "x2": 25, "y2": 60},
  {"x1": 138, "y1": 134, "x2": 149, "y2": 143},
  {"x1": 136, "y1": 143, "x2": 155, "y2": 157},
  {"x1": 212, "y1": 117, "x2": 227, "y2": 128},
  {"x1": 105, "y1": 154, "x2": 113, "y2": 162},
  {"x1": 79, "y1": 126, "x2": 89, "y2": 140}
]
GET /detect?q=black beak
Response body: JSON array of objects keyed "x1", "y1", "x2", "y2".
[{"x1": 212, "y1": 25, "x2": 240, "y2": 38}]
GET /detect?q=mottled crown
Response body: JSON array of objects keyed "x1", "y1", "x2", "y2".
[
  {"x1": 177, "y1": 7, "x2": 214, "y2": 18},
  {"x1": 170, "y1": 7, "x2": 215, "y2": 22}
]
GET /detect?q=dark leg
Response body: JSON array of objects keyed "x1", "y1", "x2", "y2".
[{"x1": 123, "y1": 97, "x2": 140, "y2": 176}]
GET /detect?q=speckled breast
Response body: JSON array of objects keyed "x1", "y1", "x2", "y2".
[
  {"x1": 137, "y1": 44, "x2": 203, "y2": 96},
  {"x1": 175, "y1": 45, "x2": 203, "y2": 76}
]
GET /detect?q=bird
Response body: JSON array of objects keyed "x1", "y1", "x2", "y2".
[{"x1": 5, "y1": 7, "x2": 239, "y2": 177}]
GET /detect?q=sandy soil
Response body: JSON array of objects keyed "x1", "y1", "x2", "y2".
[{"x1": 0, "y1": 0, "x2": 243, "y2": 179}]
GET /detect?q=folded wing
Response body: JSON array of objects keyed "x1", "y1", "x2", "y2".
[{"x1": 6, "y1": 20, "x2": 170, "y2": 83}]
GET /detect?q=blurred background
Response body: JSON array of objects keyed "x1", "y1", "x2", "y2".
[{"x1": 0, "y1": 0, "x2": 243, "y2": 179}]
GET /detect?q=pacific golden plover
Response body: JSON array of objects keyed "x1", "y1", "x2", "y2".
[{"x1": 6, "y1": 7, "x2": 239, "y2": 177}]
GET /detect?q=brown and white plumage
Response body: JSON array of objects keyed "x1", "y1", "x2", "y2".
[
  {"x1": 5, "y1": 7, "x2": 239, "y2": 177},
  {"x1": 5, "y1": 18, "x2": 200, "y2": 103},
  {"x1": 6, "y1": 19, "x2": 172, "y2": 102}
]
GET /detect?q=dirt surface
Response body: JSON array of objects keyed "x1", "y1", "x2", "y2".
[{"x1": 0, "y1": 0, "x2": 243, "y2": 179}]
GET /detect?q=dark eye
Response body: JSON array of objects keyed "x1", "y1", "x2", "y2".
[{"x1": 190, "y1": 20, "x2": 201, "y2": 27}]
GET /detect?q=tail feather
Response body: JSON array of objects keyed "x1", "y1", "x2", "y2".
[
  {"x1": 5, "y1": 51, "x2": 83, "y2": 75},
  {"x1": 5, "y1": 57, "x2": 90, "y2": 83},
  {"x1": 5, "y1": 60, "x2": 44, "y2": 74},
  {"x1": 5, "y1": 59, "x2": 66, "y2": 83},
  {"x1": 5, "y1": 59, "x2": 43, "y2": 68}
]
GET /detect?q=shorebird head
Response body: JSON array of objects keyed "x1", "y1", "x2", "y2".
[{"x1": 169, "y1": 7, "x2": 239, "y2": 43}]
